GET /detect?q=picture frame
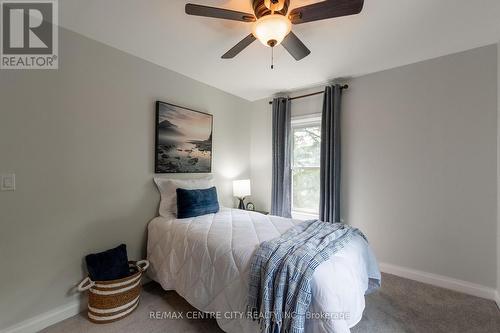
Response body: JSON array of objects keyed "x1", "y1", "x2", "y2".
[{"x1": 155, "y1": 101, "x2": 213, "y2": 173}]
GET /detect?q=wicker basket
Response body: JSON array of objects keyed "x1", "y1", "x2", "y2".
[{"x1": 77, "y1": 260, "x2": 149, "y2": 324}]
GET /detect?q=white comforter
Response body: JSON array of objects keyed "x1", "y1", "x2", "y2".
[{"x1": 147, "y1": 208, "x2": 380, "y2": 333}]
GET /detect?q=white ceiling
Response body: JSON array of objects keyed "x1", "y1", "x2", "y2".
[{"x1": 60, "y1": 0, "x2": 500, "y2": 101}]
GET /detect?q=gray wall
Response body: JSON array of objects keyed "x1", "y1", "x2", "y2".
[
  {"x1": 0, "y1": 28, "x2": 252, "y2": 329},
  {"x1": 250, "y1": 45, "x2": 498, "y2": 288}
]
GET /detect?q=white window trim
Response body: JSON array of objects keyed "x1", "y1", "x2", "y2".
[{"x1": 291, "y1": 114, "x2": 322, "y2": 219}]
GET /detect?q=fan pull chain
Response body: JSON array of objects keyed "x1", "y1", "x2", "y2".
[{"x1": 271, "y1": 47, "x2": 274, "y2": 70}]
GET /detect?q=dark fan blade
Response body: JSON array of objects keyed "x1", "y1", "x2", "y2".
[
  {"x1": 186, "y1": 3, "x2": 256, "y2": 22},
  {"x1": 281, "y1": 32, "x2": 311, "y2": 61},
  {"x1": 289, "y1": 0, "x2": 364, "y2": 25},
  {"x1": 222, "y1": 34, "x2": 256, "y2": 59}
]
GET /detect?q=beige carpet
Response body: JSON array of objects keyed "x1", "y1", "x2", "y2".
[{"x1": 41, "y1": 273, "x2": 500, "y2": 333}]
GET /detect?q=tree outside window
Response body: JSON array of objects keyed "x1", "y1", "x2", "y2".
[{"x1": 292, "y1": 116, "x2": 321, "y2": 216}]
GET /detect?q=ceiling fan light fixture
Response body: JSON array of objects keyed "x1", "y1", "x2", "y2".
[{"x1": 252, "y1": 14, "x2": 291, "y2": 47}]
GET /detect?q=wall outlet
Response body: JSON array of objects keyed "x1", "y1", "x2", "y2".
[{"x1": 1, "y1": 174, "x2": 16, "y2": 191}]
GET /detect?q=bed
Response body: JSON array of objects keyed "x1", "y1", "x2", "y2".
[{"x1": 147, "y1": 207, "x2": 380, "y2": 333}]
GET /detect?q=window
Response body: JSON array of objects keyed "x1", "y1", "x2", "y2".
[{"x1": 291, "y1": 115, "x2": 321, "y2": 218}]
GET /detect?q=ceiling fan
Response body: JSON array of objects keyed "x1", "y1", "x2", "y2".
[{"x1": 185, "y1": 0, "x2": 364, "y2": 63}]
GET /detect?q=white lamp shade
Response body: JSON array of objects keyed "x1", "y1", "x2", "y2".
[{"x1": 233, "y1": 179, "x2": 251, "y2": 198}]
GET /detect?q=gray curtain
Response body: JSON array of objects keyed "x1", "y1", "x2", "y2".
[
  {"x1": 320, "y1": 85, "x2": 342, "y2": 223},
  {"x1": 271, "y1": 97, "x2": 292, "y2": 218}
]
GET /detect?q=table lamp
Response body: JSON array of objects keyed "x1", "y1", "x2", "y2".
[{"x1": 233, "y1": 179, "x2": 251, "y2": 210}]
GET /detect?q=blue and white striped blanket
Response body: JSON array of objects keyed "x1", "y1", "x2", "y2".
[{"x1": 248, "y1": 220, "x2": 369, "y2": 333}]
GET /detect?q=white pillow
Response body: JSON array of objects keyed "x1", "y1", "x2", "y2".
[{"x1": 154, "y1": 176, "x2": 215, "y2": 217}]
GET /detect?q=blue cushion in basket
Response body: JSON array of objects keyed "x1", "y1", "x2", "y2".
[
  {"x1": 176, "y1": 187, "x2": 220, "y2": 219},
  {"x1": 85, "y1": 244, "x2": 130, "y2": 281}
]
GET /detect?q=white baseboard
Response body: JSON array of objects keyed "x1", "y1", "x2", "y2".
[
  {"x1": 0, "y1": 300, "x2": 85, "y2": 333},
  {"x1": 379, "y1": 262, "x2": 497, "y2": 301},
  {"x1": 495, "y1": 291, "x2": 500, "y2": 309}
]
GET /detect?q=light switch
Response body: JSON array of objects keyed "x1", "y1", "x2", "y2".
[{"x1": 1, "y1": 174, "x2": 15, "y2": 191}]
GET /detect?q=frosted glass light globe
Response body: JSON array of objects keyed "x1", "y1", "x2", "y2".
[{"x1": 252, "y1": 14, "x2": 291, "y2": 47}]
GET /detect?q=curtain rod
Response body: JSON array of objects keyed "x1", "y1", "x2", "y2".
[{"x1": 268, "y1": 84, "x2": 349, "y2": 105}]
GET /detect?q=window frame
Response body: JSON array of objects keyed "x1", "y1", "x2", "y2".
[{"x1": 291, "y1": 114, "x2": 321, "y2": 219}]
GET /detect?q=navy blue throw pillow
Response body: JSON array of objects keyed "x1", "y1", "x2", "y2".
[
  {"x1": 176, "y1": 187, "x2": 220, "y2": 219},
  {"x1": 85, "y1": 244, "x2": 130, "y2": 281}
]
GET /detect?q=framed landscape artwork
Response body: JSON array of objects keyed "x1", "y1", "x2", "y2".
[{"x1": 155, "y1": 101, "x2": 213, "y2": 173}]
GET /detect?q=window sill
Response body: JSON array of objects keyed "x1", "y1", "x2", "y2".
[{"x1": 292, "y1": 211, "x2": 319, "y2": 221}]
